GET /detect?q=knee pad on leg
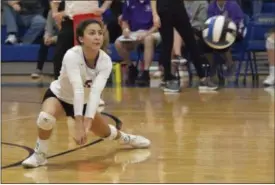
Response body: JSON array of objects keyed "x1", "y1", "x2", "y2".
[
  {"x1": 266, "y1": 36, "x2": 275, "y2": 49},
  {"x1": 37, "y1": 112, "x2": 56, "y2": 130}
]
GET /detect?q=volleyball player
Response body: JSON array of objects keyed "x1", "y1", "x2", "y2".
[
  {"x1": 150, "y1": 0, "x2": 218, "y2": 93},
  {"x1": 22, "y1": 20, "x2": 150, "y2": 168}
]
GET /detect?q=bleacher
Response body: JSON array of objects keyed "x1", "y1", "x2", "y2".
[{"x1": 1, "y1": 1, "x2": 275, "y2": 81}]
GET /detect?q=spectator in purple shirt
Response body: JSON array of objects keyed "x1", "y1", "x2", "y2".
[
  {"x1": 207, "y1": 0, "x2": 245, "y2": 76},
  {"x1": 115, "y1": 0, "x2": 161, "y2": 86}
]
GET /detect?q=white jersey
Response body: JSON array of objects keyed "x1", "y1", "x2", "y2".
[
  {"x1": 53, "y1": 0, "x2": 99, "y2": 19},
  {"x1": 50, "y1": 46, "x2": 112, "y2": 118}
]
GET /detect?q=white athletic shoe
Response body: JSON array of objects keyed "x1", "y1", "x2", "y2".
[
  {"x1": 263, "y1": 75, "x2": 275, "y2": 86},
  {"x1": 5, "y1": 34, "x2": 17, "y2": 45},
  {"x1": 22, "y1": 152, "x2": 47, "y2": 168},
  {"x1": 121, "y1": 134, "x2": 151, "y2": 148}
]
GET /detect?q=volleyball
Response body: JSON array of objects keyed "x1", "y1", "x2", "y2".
[{"x1": 202, "y1": 15, "x2": 237, "y2": 49}]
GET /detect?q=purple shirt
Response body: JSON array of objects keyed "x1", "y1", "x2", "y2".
[
  {"x1": 207, "y1": 0, "x2": 244, "y2": 25},
  {"x1": 122, "y1": 0, "x2": 153, "y2": 31}
]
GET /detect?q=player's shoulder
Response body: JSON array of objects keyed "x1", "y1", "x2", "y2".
[
  {"x1": 63, "y1": 46, "x2": 83, "y2": 63},
  {"x1": 67, "y1": 45, "x2": 83, "y2": 57},
  {"x1": 98, "y1": 50, "x2": 113, "y2": 67}
]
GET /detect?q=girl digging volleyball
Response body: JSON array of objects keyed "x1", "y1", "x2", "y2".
[{"x1": 22, "y1": 19, "x2": 150, "y2": 168}]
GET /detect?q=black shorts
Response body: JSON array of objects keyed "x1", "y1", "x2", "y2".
[{"x1": 42, "y1": 88, "x2": 86, "y2": 118}]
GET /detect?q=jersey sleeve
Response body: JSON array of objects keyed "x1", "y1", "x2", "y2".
[
  {"x1": 84, "y1": 58, "x2": 112, "y2": 118},
  {"x1": 63, "y1": 51, "x2": 85, "y2": 116}
]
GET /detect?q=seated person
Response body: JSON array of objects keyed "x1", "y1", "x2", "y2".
[
  {"x1": 264, "y1": 29, "x2": 275, "y2": 86},
  {"x1": 3, "y1": 0, "x2": 46, "y2": 44},
  {"x1": 31, "y1": 9, "x2": 61, "y2": 78},
  {"x1": 115, "y1": 0, "x2": 161, "y2": 86},
  {"x1": 207, "y1": 0, "x2": 245, "y2": 75}
]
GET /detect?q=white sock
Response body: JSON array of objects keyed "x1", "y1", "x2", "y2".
[
  {"x1": 34, "y1": 138, "x2": 49, "y2": 154},
  {"x1": 119, "y1": 131, "x2": 130, "y2": 144},
  {"x1": 270, "y1": 65, "x2": 275, "y2": 76}
]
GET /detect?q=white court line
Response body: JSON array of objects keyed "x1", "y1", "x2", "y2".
[{"x1": 2, "y1": 115, "x2": 37, "y2": 122}]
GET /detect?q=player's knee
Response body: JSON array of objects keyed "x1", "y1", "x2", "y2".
[
  {"x1": 37, "y1": 111, "x2": 56, "y2": 130},
  {"x1": 266, "y1": 34, "x2": 275, "y2": 50}
]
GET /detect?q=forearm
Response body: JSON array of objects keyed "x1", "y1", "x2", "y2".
[
  {"x1": 147, "y1": 26, "x2": 158, "y2": 35},
  {"x1": 7, "y1": 1, "x2": 19, "y2": 6},
  {"x1": 121, "y1": 21, "x2": 130, "y2": 31},
  {"x1": 85, "y1": 91, "x2": 101, "y2": 118},
  {"x1": 100, "y1": 0, "x2": 113, "y2": 11},
  {"x1": 150, "y1": 0, "x2": 158, "y2": 15},
  {"x1": 45, "y1": 11, "x2": 55, "y2": 36},
  {"x1": 85, "y1": 68, "x2": 111, "y2": 118},
  {"x1": 73, "y1": 89, "x2": 85, "y2": 117},
  {"x1": 50, "y1": 1, "x2": 60, "y2": 14}
]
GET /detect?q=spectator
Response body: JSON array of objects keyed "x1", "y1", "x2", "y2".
[
  {"x1": 207, "y1": 0, "x2": 244, "y2": 75},
  {"x1": 115, "y1": 0, "x2": 161, "y2": 86},
  {"x1": 105, "y1": 0, "x2": 123, "y2": 43},
  {"x1": 172, "y1": 0, "x2": 208, "y2": 65},
  {"x1": 3, "y1": 0, "x2": 46, "y2": 45},
  {"x1": 31, "y1": 8, "x2": 63, "y2": 78},
  {"x1": 50, "y1": 0, "x2": 113, "y2": 79},
  {"x1": 263, "y1": 29, "x2": 275, "y2": 86}
]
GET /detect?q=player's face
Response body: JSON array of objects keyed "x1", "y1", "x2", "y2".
[{"x1": 82, "y1": 23, "x2": 104, "y2": 50}]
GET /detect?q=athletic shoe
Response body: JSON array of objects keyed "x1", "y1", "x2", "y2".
[
  {"x1": 120, "y1": 134, "x2": 150, "y2": 148},
  {"x1": 22, "y1": 152, "x2": 47, "y2": 168}
]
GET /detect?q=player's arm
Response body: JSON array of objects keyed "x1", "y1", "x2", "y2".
[
  {"x1": 100, "y1": 0, "x2": 113, "y2": 12},
  {"x1": 121, "y1": 1, "x2": 131, "y2": 35},
  {"x1": 150, "y1": 0, "x2": 161, "y2": 28},
  {"x1": 7, "y1": 0, "x2": 19, "y2": 6},
  {"x1": 50, "y1": 0, "x2": 61, "y2": 14},
  {"x1": 150, "y1": 0, "x2": 157, "y2": 16},
  {"x1": 84, "y1": 59, "x2": 112, "y2": 120},
  {"x1": 63, "y1": 51, "x2": 85, "y2": 120},
  {"x1": 147, "y1": 25, "x2": 158, "y2": 35}
]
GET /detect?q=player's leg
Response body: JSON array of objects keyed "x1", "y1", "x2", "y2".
[
  {"x1": 22, "y1": 91, "x2": 65, "y2": 168},
  {"x1": 88, "y1": 112, "x2": 150, "y2": 148}
]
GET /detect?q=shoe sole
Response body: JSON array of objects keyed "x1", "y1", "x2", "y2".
[
  {"x1": 132, "y1": 143, "x2": 151, "y2": 148},
  {"x1": 22, "y1": 160, "x2": 47, "y2": 168},
  {"x1": 31, "y1": 75, "x2": 40, "y2": 79},
  {"x1": 163, "y1": 88, "x2": 181, "y2": 93},
  {"x1": 171, "y1": 59, "x2": 187, "y2": 65},
  {"x1": 263, "y1": 83, "x2": 275, "y2": 87},
  {"x1": 198, "y1": 86, "x2": 219, "y2": 91}
]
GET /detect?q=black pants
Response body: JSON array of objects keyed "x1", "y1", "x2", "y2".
[
  {"x1": 36, "y1": 42, "x2": 54, "y2": 70},
  {"x1": 107, "y1": 18, "x2": 122, "y2": 43},
  {"x1": 53, "y1": 17, "x2": 74, "y2": 79},
  {"x1": 158, "y1": 4, "x2": 208, "y2": 80}
]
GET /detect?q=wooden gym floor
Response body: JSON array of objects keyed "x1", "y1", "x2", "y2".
[{"x1": 1, "y1": 75, "x2": 274, "y2": 183}]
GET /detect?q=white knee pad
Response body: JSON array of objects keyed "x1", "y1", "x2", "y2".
[
  {"x1": 266, "y1": 35, "x2": 275, "y2": 49},
  {"x1": 37, "y1": 112, "x2": 56, "y2": 130},
  {"x1": 105, "y1": 124, "x2": 118, "y2": 140}
]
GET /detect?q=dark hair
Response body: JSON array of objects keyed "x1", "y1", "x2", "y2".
[{"x1": 76, "y1": 19, "x2": 103, "y2": 45}]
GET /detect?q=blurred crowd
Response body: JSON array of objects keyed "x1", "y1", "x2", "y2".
[{"x1": 2, "y1": 0, "x2": 274, "y2": 86}]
